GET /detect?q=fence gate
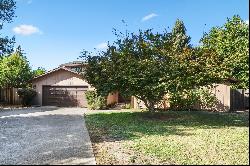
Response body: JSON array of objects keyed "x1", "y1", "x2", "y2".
[{"x1": 230, "y1": 89, "x2": 249, "y2": 111}]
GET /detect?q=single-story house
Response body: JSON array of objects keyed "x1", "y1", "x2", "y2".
[{"x1": 31, "y1": 61, "x2": 120, "y2": 107}]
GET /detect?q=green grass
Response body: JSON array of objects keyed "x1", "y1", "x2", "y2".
[{"x1": 85, "y1": 110, "x2": 249, "y2": 165}]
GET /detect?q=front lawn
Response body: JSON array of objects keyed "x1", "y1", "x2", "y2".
[{"x1": 85, "y1": 110, "x2": 249, "y2": 165}]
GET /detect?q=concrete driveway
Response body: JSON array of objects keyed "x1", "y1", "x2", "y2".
[{"x1": 0, "y1": 107, "x2": 96, "y2": 165}]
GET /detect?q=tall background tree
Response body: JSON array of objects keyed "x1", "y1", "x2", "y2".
[
  {"x1": 171, "y1": 19, "x2": 191, "y2": 53},
  {"x1": 0, "y1": 46, "x2": 32, "y2": 88},
  {"x1": 200, "y1": 15, "x2": 249, "y2": 89},
  {"x1": 0, "y1": 0, "x2": 16, "y2": 56},
  {"x1": 32, "y1": 67, "x2": 46, "y2": 77}
]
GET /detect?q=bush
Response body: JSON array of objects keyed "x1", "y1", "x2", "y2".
[
  {"x1": 121, "y1": 103, "x2": 131, "y2": 109},
  {"x1": 169, "y1": 87, "x2": 217, "y2": 110},
  {"x1": 198, "y1": 87, "x2": 217, "y2": 109},
  {"x1": 85, "y1": 90, "x2": 106, "y2": 110},
  {"x1": 169, "y1": 90, "x2": 200, "y2": 110},
  {"x1": 17, "y1": 88, "x2": 37, "y2": 106}
]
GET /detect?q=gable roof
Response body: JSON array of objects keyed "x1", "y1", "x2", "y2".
[{"x1": 31, "y1": 67, "x2": 81, "y2": 82}]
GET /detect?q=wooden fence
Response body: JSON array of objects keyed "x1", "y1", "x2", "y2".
[
  {"x1": 0, "y1": 88, "x2": 22, "y2": 105},
  {"x1": 230, "y1": 89, "x2": 249, "y2": 111}
]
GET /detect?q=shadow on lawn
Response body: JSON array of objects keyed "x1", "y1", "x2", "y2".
[{"x1": 85, "y1": 110, "x2": 249, "y2": 143}]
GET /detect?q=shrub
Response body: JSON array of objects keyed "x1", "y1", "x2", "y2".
[
  {"x1": 169, "y1": 90, "x2": 200, "y2": 110},
  {"x1": 121, "y1": 103, "x2": 131, "y2": 109},
  {"x1": 198, "y1": 87, "x2": 217, "y2": 109},
  {"x1": 85, "y1": 90, "x2": 106, "y2": 110},
  {"x1": 169, "y1": 87, "x2": 217, "y2": 110},
  {"x1": 17, "y1": 88, "x2": 37, "y2": 106}
]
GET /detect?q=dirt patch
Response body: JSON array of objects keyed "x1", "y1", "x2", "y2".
[
  {"x1": 87, "y1": 125, "x2": 165, "y2": 165},
  {"x1": 91, "y1": 140, "x2": 165, "y2": 165}
]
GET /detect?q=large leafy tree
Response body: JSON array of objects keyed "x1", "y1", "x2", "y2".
[
  {"x1": 0, "y1": 46, "x2": 32, "y2": 88},
  {"x1": 82, "y1": 20, "x2": 216, "y2": 112},
  {"x1": 200, "y1": 15, "x2": 249, "y2": 89},
  {"x1": 82, "y1": 16, "x2": 248, "y2": 112},
  {"x1": 82, "y1": 30, "x2": 172, "y2": 112},
  {"x1": 0, "y1": 0, "x2": 16, "y2": 56}
]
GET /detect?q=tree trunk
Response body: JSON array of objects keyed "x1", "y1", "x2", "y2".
[
  {"x1": 148, "y1": 102, "x2": 156, "y2": 112},
  {"x1": 142, "y1": 99, "x2": 156, "y2": 112}
]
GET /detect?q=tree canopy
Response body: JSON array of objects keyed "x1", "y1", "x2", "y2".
[
  {"x1": 200, "y1": 15, "x2": 249, "y2": 89},
  {"x1": 0, "y1": 0, "x2": 16, "y2": 56},
  {"x1": 0, "y1": 46, "x2": 32, "y2": 88},
  {"x1": 82, "y1": 20, "x2": 218, "y2": 112},
  {"x1": 82, "y1": 15, "x2": 249, "y2": 112}
]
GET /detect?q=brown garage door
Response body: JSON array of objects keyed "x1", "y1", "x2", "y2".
[{"x1": 42, "y1": 86, "x2": 88, "y2": 107}]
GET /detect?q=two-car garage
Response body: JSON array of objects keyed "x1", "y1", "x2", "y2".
[
  {"x1": 42, "y1": 86, "x2": 88, "y2": 107},
  {"x1": 31, "y1": 67, "x2": 91, "y2": 107}
]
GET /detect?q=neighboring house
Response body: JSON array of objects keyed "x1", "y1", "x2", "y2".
[{"x1": 31, "y1": 61, "x2": 119, "y2": 107}]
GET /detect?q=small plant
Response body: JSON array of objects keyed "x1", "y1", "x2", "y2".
[
  {"x1": 121, "y1": 103, "x2": 131, "y2": 109},
  {"x1": 85, "y1": 90, "x2": 106, "y2": 110},
  {"x1": 17, "y1": 88, "x2": 37, "y2": 106}
]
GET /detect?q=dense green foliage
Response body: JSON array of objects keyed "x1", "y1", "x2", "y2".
[
  {"x1": 82, "y1": 20, "x2": 217, "y2": 112},
  {"x1": 0, "y1": 47, "x2": 32, "y2": 88},
  {"x1": 0, "y1": 0, "x2": 16, "y2": 56},
  {"x1": 85, "y1": 110, "x2": 249, "y2": 165},
  {"x1": 85, "y1": 90, "x2": 106, "y2": 110},
  {"x1": 168, "y1": 87, "x2": 217, "y2": 110},
  {"x1": 201, "y1": 15, "x2": 249, "y2": 89},
  {"x1": 17, "y1": 88, "x2": 36, "y2": 106},
  {"x1": 82, "y1": 16, "x2": 249, "y2": 112}
]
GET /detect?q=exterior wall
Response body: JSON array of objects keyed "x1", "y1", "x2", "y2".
[
  {"x1": 32, "y1": 69, "x2": 90, "y2": 106},
  {"x1": 198, "y1": 84, "x2": 231, "y2": 112},
  {"x1": 131, "y1": 96, "x2": 146, "y2": 109},
  {"x1": 214, "y1": 84, "x2": 231, "y2": 111},
  {"x1": 107, "y1": 92, "x2": 119, "y2": 105}
]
